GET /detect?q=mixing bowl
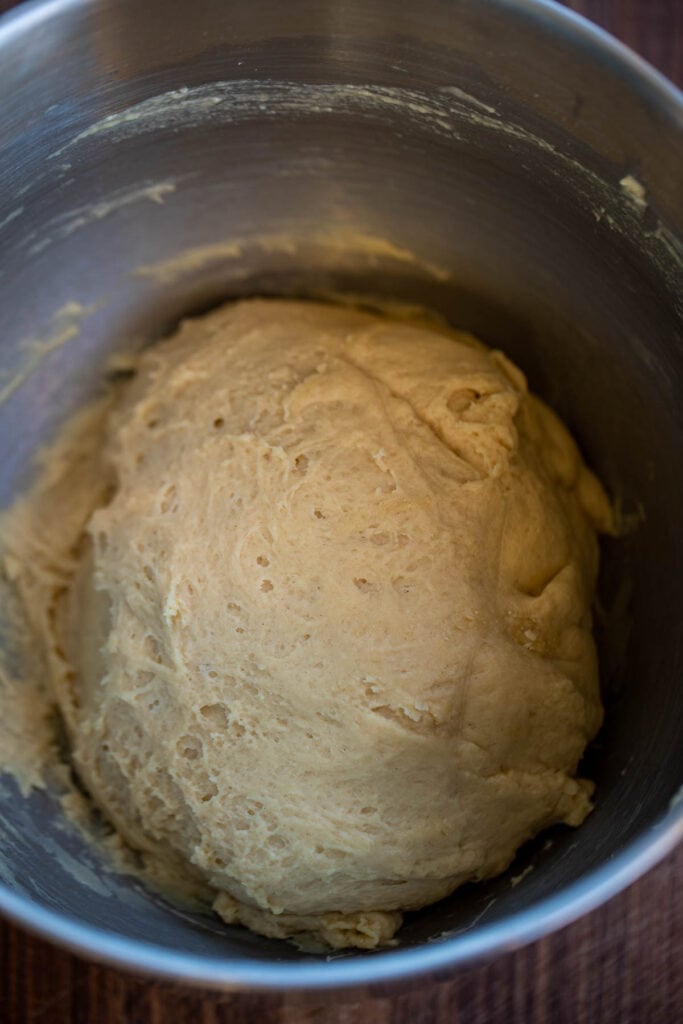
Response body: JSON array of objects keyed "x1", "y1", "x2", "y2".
[{"x1": 0, "y1": 0, "x2": 681, "y2": 992}]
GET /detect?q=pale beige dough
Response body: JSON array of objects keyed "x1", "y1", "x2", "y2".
[{"x1": 6, "y1": 299, "x2": 613, "y2": 949}]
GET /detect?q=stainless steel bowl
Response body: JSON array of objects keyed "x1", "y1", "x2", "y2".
[{"x1": 0, "y1": 0, "x2": 681, "y2": 993}]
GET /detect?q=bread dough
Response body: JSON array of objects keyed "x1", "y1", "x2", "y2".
[{"x1": 11, "y1": 299, "x2": 613, "y2": 949}]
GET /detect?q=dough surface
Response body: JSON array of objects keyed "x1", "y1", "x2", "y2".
[{"x1": 12, "y1": 299, "x2": 613, "y2": 949}]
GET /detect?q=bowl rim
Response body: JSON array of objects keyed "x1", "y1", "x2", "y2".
[
  {"x1": 0, "y1": 0, "x2": 681, "y2": 993},
  {"x1": 1, "y1": 798, "x2": 681, "y2": 990}
]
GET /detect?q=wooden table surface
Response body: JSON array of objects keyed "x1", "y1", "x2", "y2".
[{"x1": 1, "y1": 1, "x2": 681, "y2": 1021}]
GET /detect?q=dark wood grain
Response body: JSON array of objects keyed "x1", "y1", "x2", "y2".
[
  {"x1": 0, "y1": 1, "x2": 681, "y2": 1022},
  {"x1": 565, "y1": 0, "x2": 683, "y2": 85}
]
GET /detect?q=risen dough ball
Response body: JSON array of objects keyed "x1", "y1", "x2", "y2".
[{"x1": 57, "y1": 299, "x2": 611, "y2": 949}]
